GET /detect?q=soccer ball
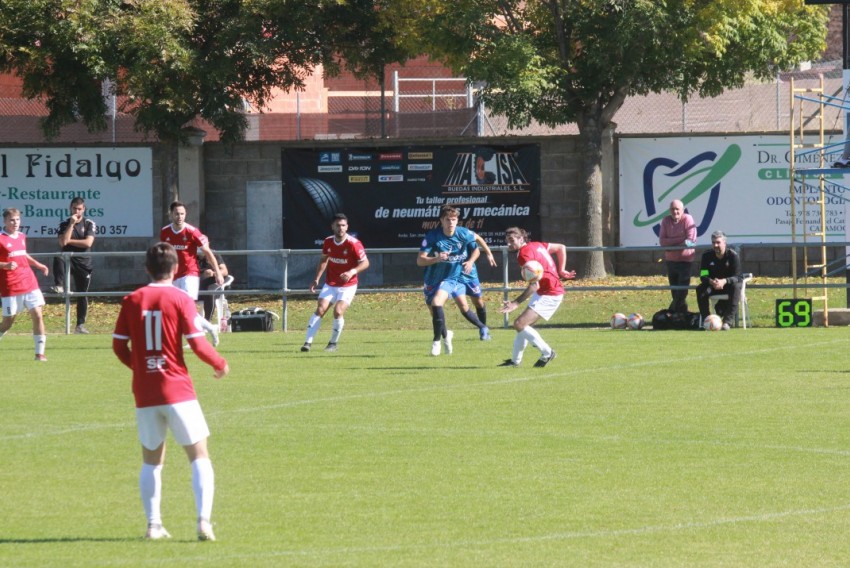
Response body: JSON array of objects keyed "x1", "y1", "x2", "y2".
[
  {"x1": 626, "y1": 313, "x2": 644, "y2": 330},
  {"x1": 610, "y1": 313, "x2": 627, "y2": 329},
  {"x1": 521, "y1": 260, "x2": 544, "y2": 283},
  {"x1": 703, "y1": 314, "x2": 723, "y2": 331}
]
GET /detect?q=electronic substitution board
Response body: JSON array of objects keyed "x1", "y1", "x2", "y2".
[{"x1": 775, "y1": 299, "x2": 813, "y2": 328}]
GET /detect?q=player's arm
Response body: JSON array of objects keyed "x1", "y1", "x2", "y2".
[
  {"x1": 25, "y1": 254, "x2": 49, "y2": 276},
  {"x1": 200, "y1": 244, "x2": 223, "y2": 285},
  {"x1": 499, "y1": 280, "x2": 539, "y2": 314},
  {"x1": 187, "y1": 336, "x2": 229, "y2": 378},
  {"x1": 340, "y1": 256, "x2": 370, "y2": 284},
  {"x1": 112, "y1": 337, "x2": 133, "y2": 369},
  {"x1": 547, "y1": 242, "x2": 575, "y2": 280},
  {"x1": 417, "y1": 250, "x2": 446, "y2": 266},
  {"x1": 473, "y1": 233, "x2": 497, "y2": 267},
  {"x1": 312, "y1": 254, "x2": 330, "y2": 292},
  {"x1": 462, "y1": 243, "x2": 480, "y2": 274}
]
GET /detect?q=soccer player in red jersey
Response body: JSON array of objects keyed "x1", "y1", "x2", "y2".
[
  {"x1": 301, "y1": 213, "x2": 369, "y2": 352},
  {"x1": 498, "y1": 227, "x2": 575, "y2": 368},
  {"x1": 0, "y1": 208, "x2": 50, "y2": 361},
  {"x1": 159, "y1": 201, "x2": 223, "y2": 345},
  {"x1": 112, "y1": 242, "x2": 230, "y2": 541}
]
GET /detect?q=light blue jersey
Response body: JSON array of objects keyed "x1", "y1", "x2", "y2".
[{"x1": 420, "y1": 225, "x2": 478, "y2": 289}]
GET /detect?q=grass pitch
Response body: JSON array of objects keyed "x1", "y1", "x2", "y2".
[{"x1": 3, "y1": 309, "x2": 850, "y2": 567}]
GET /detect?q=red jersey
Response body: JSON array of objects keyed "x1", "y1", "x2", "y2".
[
  {"x1": 0, "y1": 230, "x2": 39, "y2": 297},
  {"x1": 517, "y1": 242, "x2": 564, "y2": 296},
  {"x1": 113, "y1": 283, "x2": 226, "y2": 408},
  {"x1": 322, "y1": 235, "x2": 367, "y2": 287},
  {"x1": 160, "y1": 223, "x2": 209, "y2": 278}
]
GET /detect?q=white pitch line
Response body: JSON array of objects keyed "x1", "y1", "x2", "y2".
[
  {"x1": 2, "y1": 336, "x2": 847, "y2": 443},
  {"x1": 104, "y1": 502, "x2": 850, "y2": 564}
]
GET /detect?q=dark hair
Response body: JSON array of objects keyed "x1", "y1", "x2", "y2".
[
  {"x1": 169, "y1": 201, "x2": 186, "y2": 212},
  {"x1": 70, "y1": 197, "x2": 85, "y2": 207},
  {"x1": 439, "y1": 205, "x2": 459, "y2": 219},
  {"x1": 146, "y1": 242, "x2": 178, "y2": 280},
  {"x1": 332, "y1": 213, "x2": 348, "y2": 223},
  {"x1": 505, "y1": 226, "x2": 529, "y2": 241}
]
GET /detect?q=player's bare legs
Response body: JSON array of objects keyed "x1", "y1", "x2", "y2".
[
  {"x1": 326, "y1": 300, "x2": 350, "y2": 351},
  {"x1": 452, "y1": 294, "x2": 489, "y2": 339},
  {"x1": 428, "y1": 290, "x2": 453, "y2": 356},
  {"x1": 140, "y1": 443, "x2": 168, "y2": 539},
  {"x1": 29, "y1": 307, "x2": 47, "y2": 360},
  {"x1": 303, "y1": 297, "x2": 332, "y2": 351},
  {"x1": 0, "y1": 314, "x2": 16, "y2": 335},
  {"x1": 510, "y1": 307, "x2": 552, "y2": 366}
]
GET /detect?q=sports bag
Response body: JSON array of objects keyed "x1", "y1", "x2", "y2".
[
  {"x1": 229, "y1": 307, "x2": 278, "y2": 332},
  {"x1": 651, "y1": 310, "x2": 702, "y2": 331}
]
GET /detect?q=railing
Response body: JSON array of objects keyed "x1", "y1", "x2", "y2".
[{"x1": 36, "y1": 241, "x2": 850, "y2": 333}]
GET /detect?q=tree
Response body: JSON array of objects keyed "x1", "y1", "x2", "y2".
[
  {"x1": 424, "y1": 0, "x2": 828, "y2": 278},
  {"x1": 0, "y1": 0, "x2": 333, "y2": 202},
  {"x1": 323, "y1": 0, "x2": 427, "y2": 137}
]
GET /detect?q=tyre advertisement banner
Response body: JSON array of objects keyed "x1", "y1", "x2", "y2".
[
  {"x1": 281, "y1": 145, "x2": 541, "y2": 248},
  {"x1": 619, "y1": 135, "x2": 847, "y2": 246}
]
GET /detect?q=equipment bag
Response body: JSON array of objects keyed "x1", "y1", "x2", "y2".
[
  {"x1": 229, "y1": 307, "x2": 277, "y2": 332},
  {"x1": 651, "y1": 310, "x2": 702, "y2": 331}
]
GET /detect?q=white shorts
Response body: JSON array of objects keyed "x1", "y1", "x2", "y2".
[
  {"x1": 174, "y1": 275, "x2": 201, "y2": 300},
  {"x1": 528, "y1": 293, "x2": 564, "y2": 321},
  {"x1": 2, "y1": 289, "x2": 46, "y2": 317},
  {"x1": 135, "y1": 399, "x2": 210, "y2": 450},
  {"x1": 318, "y1": 283, "x2": 358, "y2": 306}
]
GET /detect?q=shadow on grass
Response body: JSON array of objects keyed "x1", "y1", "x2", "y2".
[{"x1": 0, "y1": 537, "x2": 137, "y2": 544}]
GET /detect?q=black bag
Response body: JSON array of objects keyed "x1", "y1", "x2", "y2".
[
  {"x1": 651, "y1": 310, "x2": 702, "y2": 331},
  {"x1": 229, "y1": 307, "x2": 276, "y2": 332}
]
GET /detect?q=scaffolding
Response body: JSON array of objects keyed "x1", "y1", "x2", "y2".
[{"x1": 789, "y1": 76, "x2": 833, "y2": 326}]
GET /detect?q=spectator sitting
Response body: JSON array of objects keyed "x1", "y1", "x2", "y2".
[{"x1": 696, "y1": 230, "x2": 742, "y2": 330}]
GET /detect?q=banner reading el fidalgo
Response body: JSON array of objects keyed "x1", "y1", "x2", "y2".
[
  {"x1": 619, "y1": 135, "x2": 848, "y2": 245},
  {"x1": 0, "y1": 147, "x2": 153, "y2": 238},
  {"x1": 281, "y1": 145, "x2": 541, "y2": 248}
]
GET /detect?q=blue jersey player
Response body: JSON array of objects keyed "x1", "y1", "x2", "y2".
[
  {"x1": 454, "y1": 232, "x2": 495, "y2": 340},
  {"x1": 417, "y1": 205, "x2": 481, "y2": 356}
]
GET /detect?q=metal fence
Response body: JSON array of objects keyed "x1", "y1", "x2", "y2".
[
  {"x1": 1, "y1": 61, "x2": 846, "y2": 143},
  {"x1": 40, "y1": 241, "x2": 850, "y2": 333}
]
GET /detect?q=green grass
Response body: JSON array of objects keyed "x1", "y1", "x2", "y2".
[{"x1": 4, "y1": 283, "x2": 850, "y2": 566}]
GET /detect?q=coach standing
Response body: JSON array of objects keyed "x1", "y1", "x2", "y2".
[{"x1": 52, "y1": 197, "x2": 96, "y2": 334}]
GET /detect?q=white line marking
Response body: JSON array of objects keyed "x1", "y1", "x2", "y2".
[{"x1": 2, "y1": 336, "x2": 847, "y2": 443}]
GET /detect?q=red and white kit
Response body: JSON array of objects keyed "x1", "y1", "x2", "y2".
[
  {"x1": 160, "y1": 223, "x2": 209, "y2": 279},
  {"x1": 0, "y1": 230, "x2": 39, "y2": 296},
  {"x1": 322, "y1": 235, "x2": 367, "y2": 287}
]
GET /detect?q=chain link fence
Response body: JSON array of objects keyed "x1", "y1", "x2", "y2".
[{"x1": 0, "y1": 61, "x2": 847, "y2": 143}]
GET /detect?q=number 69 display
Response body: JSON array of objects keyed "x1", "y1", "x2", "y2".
[{"x1": 775, "y1": 299, "x2": 812, "y2": 328}]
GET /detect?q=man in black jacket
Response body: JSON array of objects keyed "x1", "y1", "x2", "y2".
[
  {"x1": 696, "y1": 230, "x2": 742, "y2": 331},
  {"x1": 52, "y1": 197, "x2": 96, "y2": 334}
]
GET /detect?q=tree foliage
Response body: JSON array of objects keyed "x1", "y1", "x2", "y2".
[
  {"x1": 423, "y1": 0, "x2": 828, "y2": 277},
  {"x1": 0, "y1": 0, "x2": 336, "y2": 144}
]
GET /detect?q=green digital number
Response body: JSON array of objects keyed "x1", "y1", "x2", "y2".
[{"x1": 775, "y1": 299, "x2": 812, "y2": 327}]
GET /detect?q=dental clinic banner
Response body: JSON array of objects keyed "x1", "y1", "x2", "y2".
[{"x1": 619, "y1": 135, "x2": 848, "y2": 245}]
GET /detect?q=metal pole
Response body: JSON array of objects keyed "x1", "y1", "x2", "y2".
[{"x1": 841, "y1": 5, "x2": 850, "y2": 307}]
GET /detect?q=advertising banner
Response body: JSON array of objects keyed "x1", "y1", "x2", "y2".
[
  {"x1": 619, "y1": 135, "x2": 847, "y2": 245},
  {"x1": 281, "y1": 144, "x2": 541, "y2": 248},
  {"x1": 0, "y1": 147, "x2": 153, "y2": 238}
]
